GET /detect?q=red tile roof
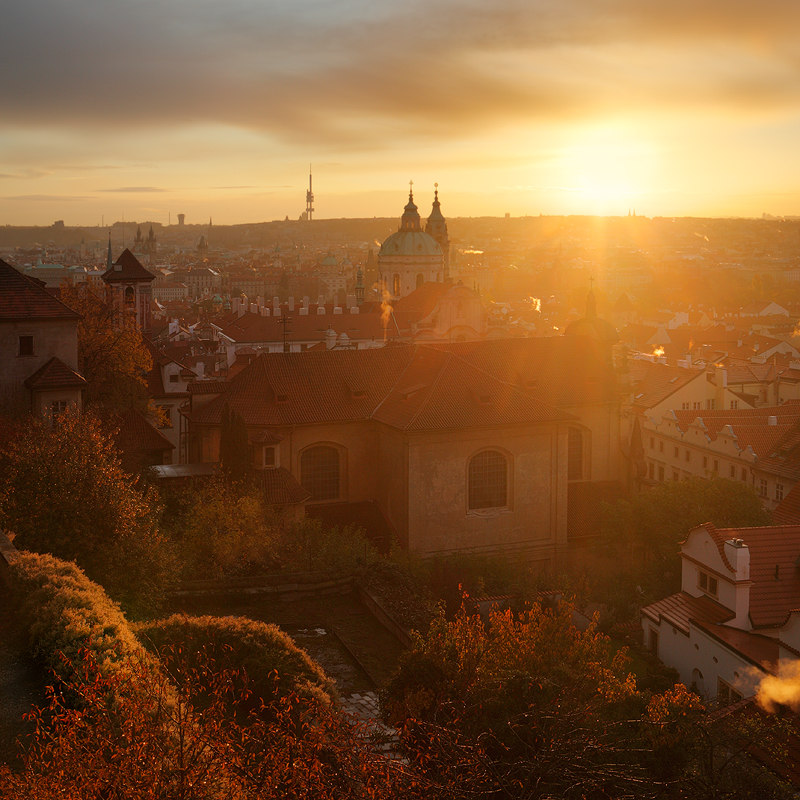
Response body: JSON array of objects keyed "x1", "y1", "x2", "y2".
[
  {"x1": 112, "y1": 408, "x2": 174, "y2": 458},
  {"x1": 102, "y1": 249, "x2": 156, "y2": 283},
  {"x1": 772, "y1": 483, "x2": 800, "y2": 525},
  {"x1": 0, "y1": 258, "x2": 81, "y2": 321},
  {"x1": 711, "y1": 525, "x2": 800, "y2": 628},
  {"x1": 642, "y1": 590, "x2": 734, "y2": 633},
  {"x1": 187, "y1": 342, "x2": 574, "y2": 432},
  {"x1": 628, "y1": 360, "x2": 705, "y2": 410},
  {"x1": 23, "y1": 357, "x2": 86, "y2": 390},
  {"x1": 693, "y1": 619, "x2": 779, "y2": 672},
  {"x1": 426, "y1": 336, "x2": 619, "y2": 407},
  {"x1": 258, "y1": 467, "x2": 310, "y2": 506},
  {"x1": 219, "y1": 308, "x2": 387, "y2": 345}
]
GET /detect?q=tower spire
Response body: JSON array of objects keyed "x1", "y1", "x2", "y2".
[{"x1": 306, "y1": 165, "x2": 314, "y2": 221}]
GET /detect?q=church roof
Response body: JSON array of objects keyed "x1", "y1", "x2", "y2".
[
  {"x1": 186, "y1": 341, "x2": 575, "y2": 432},
  {"x1": 379, "y1": 229, "x2": 442, "y2": 258},
  {"x1": 102, "y1": 249, "x2": 156, "y2": 283}
]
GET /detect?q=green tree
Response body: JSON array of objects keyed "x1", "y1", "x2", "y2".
[
  {"x1": 0, "y1": 410, "x2": 176, "y2": 616},
  {"x1": 602, "y1": 476, "x2": 771, "y2": 599}
]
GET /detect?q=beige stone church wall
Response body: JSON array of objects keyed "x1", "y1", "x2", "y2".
[
  {"x1": 565, "y1": 402, "x2": 623, "y2": 483},
  {"x1": 403, "y1": 425, "x2": 564, "y2": 561}
]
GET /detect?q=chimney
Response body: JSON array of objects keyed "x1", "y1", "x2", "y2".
[
  {"x1": 288, "y1": 296, "x2": 295, "y2": 312},
  {"x1": 303, "y1": 296, "x2": 309, "y2": 309},
  {"x1": 273, "y1": 296, "x2": 280, "y2": 313},
  {"x1": 232, "y1": 297, "x2": 240, "y2": 315},
  {"x1": 250, "y1": 303, "x2": 258, "y2": 314},
  {"x1": 333, "y1": 305, "x2": 343, "y2": 315},
  {"x1": 769, "y1": 415, "x2": 778, "y2": 426},
  {"x1": 260, "y1": 307, "x2": 267, "y2": 317},
  {"x1": 326, "y1": 328, "x2": 337, "y2": 349},
  {"x1": 724, "y1": 538, "x2": 751, "y2": 630}
]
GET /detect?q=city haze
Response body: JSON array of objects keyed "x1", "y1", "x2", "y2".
[{"x1": 3, "y1": 0, "x2": 800, "y2": 225}]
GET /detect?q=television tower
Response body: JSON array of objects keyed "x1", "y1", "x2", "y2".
[{"x1": 306, "y1": 166, "x2": 314, "y2": 221}]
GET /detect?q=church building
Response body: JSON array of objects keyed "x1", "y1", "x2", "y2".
[{"x1": 378, "y1": 185, "x2": 449, "y2": 299}]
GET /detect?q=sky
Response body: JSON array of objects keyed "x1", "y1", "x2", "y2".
[{"x1": 3, "y1": 0, "x2": 800, "y2": 226}]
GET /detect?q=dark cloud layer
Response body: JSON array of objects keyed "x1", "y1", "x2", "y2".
[{"x1": 2, "y1": 0, "x2": 799, "y2": 147}]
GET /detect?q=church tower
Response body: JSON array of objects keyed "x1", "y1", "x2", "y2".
[
  {"x1": 145, "y1": 225, "x2": 157, "y2": 263},
  {"x1": 425, "y1": 184, "x2": 451, "y2": 283}
]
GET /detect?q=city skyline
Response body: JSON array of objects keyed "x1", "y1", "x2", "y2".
[{"x1": 3, "y1": 0, "x2": 800, "y2": 226}]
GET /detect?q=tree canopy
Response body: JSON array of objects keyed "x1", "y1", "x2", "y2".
[
  {"x1": 0, "y1": 410, "x2": 175, "y2": 616},
  {"x1": 59, "y1": 281, "x2": 153, "y2": 414},
  {"x1": 602, "y1": 476, "x2": 772, "y2": 598}
]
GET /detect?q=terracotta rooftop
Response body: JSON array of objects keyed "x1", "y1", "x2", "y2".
[
  {"x1": 628, "y1": 360, "x2": 705, "y2": 410},
  {"x1": 219, "y1": 308, "x2": 387, "y2": 345},
  {"x1": 772, "y1": 483, "x2": 800, "y2": 525},
  {"x1": 642, "y1": 590, "x2": 734, "y2": 634},
  {"x1": 426, "y1": 335, "x2": 619, "y2": 407},
  {"x1": 112, "y1": 408, "x2": 174, "y2": 460},
  {"x1": 187, "y1": 341, "x2": 575, "y2": 432},
  {"x1": 102, "y1": 249, "x2": 156, "y2": 283},
  {"x1": 693, "y1": 619, "x2": 779, "y2": 673},
  {"x1": 258, "y1": 467, "x2": 310, "y2": 506},
  {"x1": 23, "y1": 357, "x2": 86, "y2": 390},
  {"x1": 0, "y1": 258, "x2": 81, "y2": 321}
]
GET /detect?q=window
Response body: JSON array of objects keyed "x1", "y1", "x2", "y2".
[
  {"x1": 392, "y1": 274, "x2": 401, "y2": 296},
  {"x1": 659, "y1": 441, "x2": 664, "y2": 453},
  {"x1": 468, "y1": 450, "x2": 508, "y2": 510},
  {"x1": 169, "y1": 374, "x2": 180, "y2": 383},
  {"x1": 568, "y1": 428, "x2": 584, "y2": 480},
  {"x1": 658, "y1": 465, "x2": 665, "y2": 482},
  {"x1": 776, "y1": 483, "x2": 785, "y2": 502},
  {"x1": 158, "y1": 406, "x2": 172, "y2": 428},
  {"x1": 18, "y1": 334, "x2": 34, "y2": 357},
  {"x1": 672, "y1": 470, "x2": 679, "y2": 481},
  {"x1": 713, "y1": 459, "x2": 719, "y2": 473},
  {"x1": 759, "y1": 478, "x2": 768, "y2": 498},
  {"x1": 262, "y1": 446, "x2": 275, "y2": 468},
  {"x1": 648, "y1": 462, "x2": 655, "y2": 480},
  {"x1": 703, "y1": 456, "x2": 708, "y2": 469},
  {"x1": 674, "y1": 446, "x2": 680, "y2": 458},
  {"x1": 730, "y1": 465, "x2": 736, "y2": 479},
  {"x1": 681, "y1": 402, "x2": 690, "y2": 410},
  {"x1": 693, "y1": 401, "x2": 702, "y2": 410},
  {"x1": 50, "y1": 400, "x2": 68, "y2": 421},
  {"x1": 698, "y1": 570, "x2": 718, "y2": 597},
  {"x1": 650, "y1": 437, "x2": 655, "y2": 450},
  {"x1": 741, "y1": 468, "x2": 747, "y2": 482},
  {"x1": 730, "y1": 400, "x2": 738, "y2": 410},
  {"x1": 685, "y1": 450, "x2": 691, "y2": 463},
  {"x1": 707, "y1": 399, "x2": 716, "y2": 410},
  {"x1": 717, "y1": 678, "x2": 742, "y2": 706},
  {"x1": 300, "y1": 445, "x2": 340, "y2": 501}
]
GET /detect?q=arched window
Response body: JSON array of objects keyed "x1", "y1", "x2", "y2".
[
  {"x1": 393, "y1": 274, "x2": 401, "y2": 296},
  {"x1": 124, "y1": 285, "x2": 135, "y2": 307},
  {"x1": 416, "y1": 273, "x2": 424, "y2": 289},
  {"x1": 468, "y1": 450, "x2": 507, "y2": 510},
  {"x1": 301, "y1": 445, "x2": 340, "y2": 501}
]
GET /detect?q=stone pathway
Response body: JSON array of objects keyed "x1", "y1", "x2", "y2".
[{"x1": 342, "y1": 690, "x2": 403, "y2": 760}]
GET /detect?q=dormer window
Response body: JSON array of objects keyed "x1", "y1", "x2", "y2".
[
  {"x1": 276, "y1": 393, "x2": 289, "y2": 403},
  {"x1": 18, "y1": 334, "x2": 34, "y2": 357},
  {"x1": 698, "y1": 570, "x2": 718, "y2": 597},
  {"x1": 262, "y1": 446, "x2": 276, "y2": 468}
]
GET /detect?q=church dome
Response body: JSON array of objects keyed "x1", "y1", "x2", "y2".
[
  {"x1": 564, "y1": 290, "x2": 619, "y2": 344},
  {"x1": 379, "y1": 229, "x2": 442, "y2": 257}
]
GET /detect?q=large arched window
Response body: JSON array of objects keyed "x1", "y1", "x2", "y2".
[
  {"x1": 300, "y1": 445, "x2": 340, "y2": 501},
  {"x1": 416, "y1": 273, "x2": 424, "y2": 289},
  {"x1": 468, "y1": 450, "x2": 508, "y2": 510},
  {"x1": 393, "y1": 274, "x2": 401, "y2": 296}
]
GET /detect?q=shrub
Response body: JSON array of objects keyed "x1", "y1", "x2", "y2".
[{"x1": 134, "y1": 614, "x2": 337, "y2": 711}]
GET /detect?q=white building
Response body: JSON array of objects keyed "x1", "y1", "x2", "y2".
[{"x1": 642, "y1": 523, "x2": 800, "y2": 704}]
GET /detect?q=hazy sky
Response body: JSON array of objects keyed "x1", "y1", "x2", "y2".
[{"x1": 3, "y1": 0, "x2": 800, "y2": 226}]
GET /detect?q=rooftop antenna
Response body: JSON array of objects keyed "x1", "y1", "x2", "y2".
[
  {"x1": 306, "y1": 165, "x2": 314, "y2": 221},
  {"x1": 277, "y1": 312, "x2": 293, "y2": 353}
]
